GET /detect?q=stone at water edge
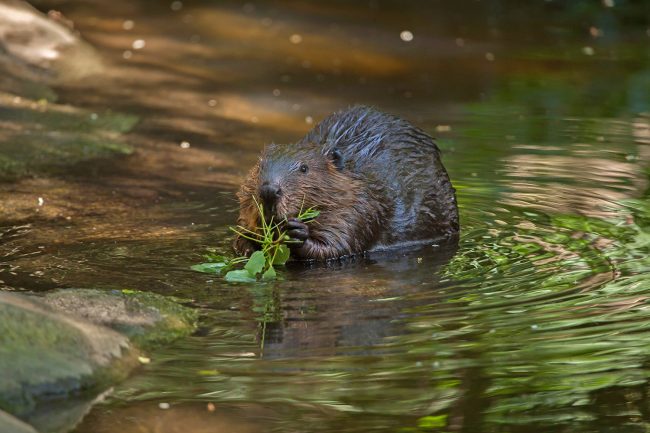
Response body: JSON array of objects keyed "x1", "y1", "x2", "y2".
[
  {"x1": 0, "y1": 0, "x2": 103, "y2": 83},
  {"x1": 38, "y1": 288, "x2": 198, "y2": 349},
  {"x1": 0, "y1": 288, "x2": 197, "y2": 428},
  {"x1": 0, "y1": 1, "x2": 137, "y2": 183},
  {"x1": 0, "y1": 291, "x2": 136, "y2": 417},
  {"x1": 0, "y1": 410, "x2": 39, "y2": 433}
]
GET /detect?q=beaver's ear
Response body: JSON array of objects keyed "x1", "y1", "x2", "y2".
[{"x1": 329, "y1": 149, "x2": 345, "y2": 170}]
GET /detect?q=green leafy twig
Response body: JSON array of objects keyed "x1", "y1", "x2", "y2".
[{"x1": 191, "y1": 197, "x2": 319, "y2": 282}]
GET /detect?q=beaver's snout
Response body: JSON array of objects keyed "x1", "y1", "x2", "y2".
[
  {"x1": 259, "y1": 182, "x2": 282, "y2": 202},
  {"x1": 259, "y1": 182, "x2": 282, "y2": 219}
]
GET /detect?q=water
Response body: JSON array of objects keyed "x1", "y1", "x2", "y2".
[{"x1": 1, "y1": 0, "x2": 650, "y2": 432}]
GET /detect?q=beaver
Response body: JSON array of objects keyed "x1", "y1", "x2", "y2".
[{"x1": 233, "y1": 106, "x2": 459, "y2": 260}]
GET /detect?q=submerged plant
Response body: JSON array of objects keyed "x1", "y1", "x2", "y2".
[{"x1": 191, "y1": 197, "x2": 319, "y2": 282}]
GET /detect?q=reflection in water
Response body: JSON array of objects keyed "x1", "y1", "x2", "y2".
[
  {"x1": 503, "y1": 154, "x2": 644, "y2": 218},
  {"x1": 260, "y1": 244, "x2": 458, "y2": 359},
  {"x1": 75, "y1": 402, "x2": 266, "y2": 433},
  {"x1": 0, "y1": 0, "x2": 649, "y2": 432}
]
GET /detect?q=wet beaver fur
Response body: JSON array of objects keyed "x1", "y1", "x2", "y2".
[{"x1": 233, "y1": 106, "x2": 459, "y2": 260}]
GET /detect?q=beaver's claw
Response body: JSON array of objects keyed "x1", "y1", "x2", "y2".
[
  {"x1": 286, "y1": 218, "x2": 309, "y2": 243},
  {"x1": 233, "y1": 236, "x2": 255, "y2": 256}
]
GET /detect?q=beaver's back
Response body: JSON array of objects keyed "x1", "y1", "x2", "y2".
[{"x1": 299, "y1": 106, "x2": 459, "y2": 244}]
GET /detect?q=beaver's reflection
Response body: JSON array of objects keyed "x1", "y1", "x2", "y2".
[{"x1": 255, "y1": 242, "x2": 458, "y2": 358}]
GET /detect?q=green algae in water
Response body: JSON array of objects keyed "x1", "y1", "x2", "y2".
[{"x1": 0, "y1": 93, "x2": 137, "y2": 181}]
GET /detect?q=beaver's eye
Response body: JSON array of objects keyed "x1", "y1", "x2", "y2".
[{"x1": 299, "y1": 164, "x2": 309, "y2": 173}]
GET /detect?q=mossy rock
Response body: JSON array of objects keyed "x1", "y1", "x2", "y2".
[
  {"x1": 0, "y1": 92, "x2": 137, "y2": 181},
  {"x1": 0, "y1": 292, "x2": 136, "y2": 416},
  {"x1": 39, "y1": 288, "x2": 199, "y2": 349},
  {"x1": 0, "y1": 1, "x2": 134, "y2": 182},
  {"x1": 0, "y1": 410, "x2": 38, "y2": 433},
  {"x1": 0, "y1": 288, "x2": 198, "y2": 422}
]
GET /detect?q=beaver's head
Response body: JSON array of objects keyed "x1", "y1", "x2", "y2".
[{"x1": 256, "y1": 143, "x2": 346, "y2": 221}]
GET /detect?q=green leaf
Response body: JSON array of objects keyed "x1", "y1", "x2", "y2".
[
  {"x1": 245, "y1": 251, "x2": 266, "y2": 276},
  {"x1": 225, "y1": 269, "x2": 258, "y2": 283},
  {"x1": 203, "y1": 253, "x2": 227, "y2": 262},
  {"x1": 191, "y1": 262, "x2": 228, "y2": 274},
  {"x1": 273, "y1": 244, "x2": 290, "y2": 265},
  {"x1": 417, "y1": 414, "x2": 448, "y2": 429},
  {"x1": 298, "y1": 207, "x2": 320, "y2": 222},
  {"x1": 262, "y1": 266, "x2": 276, "y2": 280}
]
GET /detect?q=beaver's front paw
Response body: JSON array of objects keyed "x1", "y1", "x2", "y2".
[
  {"x1": 233, "y1": 236, "x2": 256, "y2": 256},
  {"x1": 286, "y1": 218, "x2": 309, "y2": 243}
]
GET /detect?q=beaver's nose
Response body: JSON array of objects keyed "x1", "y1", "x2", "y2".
[{"x1": 259, "y1": 182, "x2": 282, "y2": 204}]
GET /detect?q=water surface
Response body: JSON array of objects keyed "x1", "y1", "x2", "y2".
[{"x1": 2, "y1": 1, "x2": 650, "y2": 432}]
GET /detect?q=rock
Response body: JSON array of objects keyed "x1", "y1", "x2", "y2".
[
  {"x1": 39, "y1": 289, "x2": 198, "y2": 349},
  {"x1": 25, "y1": 388, "x2": 110, "y2": 433},
  {"x1": 0, "y1": 291, "x2": 135, "y2": 417},
  {"x1": 0, "y1": 410, "x2": 39, "y2": 433},
  {"x1": 0, "y1": 2, "x2": 136, "y2": 182},
  {"x1": 0, "y1": 0, "x2": 103, "y2": 83},
  {"x1": 0, "y1": 288, "x2": 197, "y2": 430},
  {"x1": 0, "y1": 91, "x2": 137, "y2": 181}
]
